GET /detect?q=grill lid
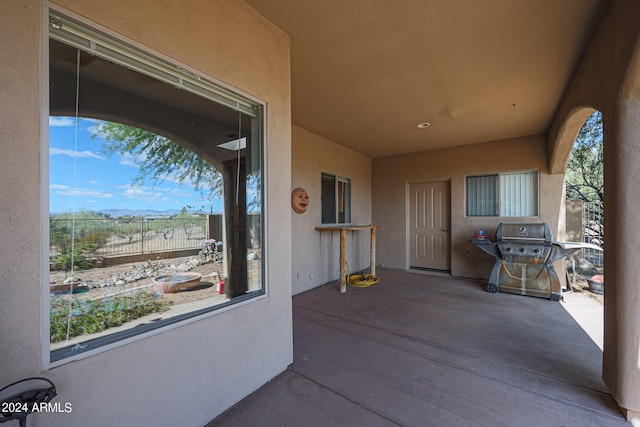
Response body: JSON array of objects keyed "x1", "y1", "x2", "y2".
[{"x1": 496, "y1": 223, "x2": 552, "y2": 243}]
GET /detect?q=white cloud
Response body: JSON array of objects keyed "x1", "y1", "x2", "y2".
[
  {"x1": 50, "y1": 184, "x2": 115, "y2": 199},
  {"x1": 167, "y1": 187, "x2": 196, "y2": 197},
  {"x1": 49, "y1": 117, "x2": 76, "y2": 127},
  {"x1": 116, "y1": 182, "x2": 202, "y2": 205},
  {"x1": 118, "y1": 152, "x2": 138, "y2": 167},
  {"x1": 121, "y1": 187, "x2": 165, "y2": 204},
  {"x1": 163, "y1": 173, "x2": 196, "y2": 188},
  {"x1": 87, "y1": 119, "x2": 106, "y2": 133},
  {"x1": 50, "y1": 147, "x2": 104, "y2": 160},
  {"x1": 116, "y1": 183, "x2": 194, "y2": 199}
]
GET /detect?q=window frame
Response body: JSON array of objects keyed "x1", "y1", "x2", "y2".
[
  {"x1": 320, "y1": 173, "x2": 352, "y2": 225},
  {"x1": 41, "y1": 6, "x2": 268, "y2": 368},
  {"x1": 466, "y1": 170, "x2": 539, "y2": 218}
]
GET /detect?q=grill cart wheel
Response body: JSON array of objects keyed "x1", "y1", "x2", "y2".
[{"x1": 487, "y1": 283, "x2": 498, "y2": 293}]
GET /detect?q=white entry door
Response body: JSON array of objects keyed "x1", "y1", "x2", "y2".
[{"x1": 409, "y1": 181, "x2": 450, "y2": 271}]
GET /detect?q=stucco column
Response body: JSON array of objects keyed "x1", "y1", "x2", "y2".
[{"x1": 602, "y1": 93, "x2": 640, "y2": 420}]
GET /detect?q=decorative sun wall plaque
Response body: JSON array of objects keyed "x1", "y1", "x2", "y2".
[{"x1": 291, "y1": 187, "x2": 309, "y2": 214}]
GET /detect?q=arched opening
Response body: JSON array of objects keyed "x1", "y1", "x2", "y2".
[
  {"x1": 562, "y1": 109, "x2": 605, "y2": 349},
  {"x1": 565, "y1": 110, "x2": 604, "y2": 266}
]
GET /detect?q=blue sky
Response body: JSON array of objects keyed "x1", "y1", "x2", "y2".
[{"x1": 49, "y1": 117, "x2": 222, "y2": 215}]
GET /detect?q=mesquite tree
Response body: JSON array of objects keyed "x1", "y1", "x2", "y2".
[
  {"x1": 93, "y1": 122, "x2": 222, "y2": 199},
  {"x1": 566, "y1": 110, "x2": 604, "y2": 249},
  {"x1": 566, "y1": 111, "x2": 603, "y2": 203}
]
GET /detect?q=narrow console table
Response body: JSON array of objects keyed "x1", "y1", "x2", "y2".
[{"x1": 314, "y1": 225, "x2": 378, "y2": 293}]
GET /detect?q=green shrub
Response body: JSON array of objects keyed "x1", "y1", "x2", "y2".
[
  {"x1": 53, "y1": 242, "x2": 99, "y2": 270},
  {"x1": 79, "y1": 233, "x2": 107, "y2": 247},
  {"x1": 50, "y1": 291, "x2": 170, "y2": 343}
]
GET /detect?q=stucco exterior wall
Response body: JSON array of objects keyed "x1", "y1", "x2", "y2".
[
  {"x1": 565, "y1": 199, "x2": 584, "y2": 243},
  {"x1": 547, "y1": 0, "x2": 640, "y2": 417},
  {"x1": 0, "y1": 1, "x2": 292, "y2": 426},
  {"x1": 372, "y1": 135, "x2": 565, "y2": 280},
  {"x1": 291, "y1": 125, "x2": 372, "y2": 295}
]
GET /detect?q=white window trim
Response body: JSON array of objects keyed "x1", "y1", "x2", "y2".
[
  {"x1": 336, "y1": 175, "x2": 352, "y2": 224},
  {"x1": 321, "y1": 173, "x2": 352, "y2": 225},
  {"x1": 41, "y1": 3, "x2": 269, "y2": 369}
]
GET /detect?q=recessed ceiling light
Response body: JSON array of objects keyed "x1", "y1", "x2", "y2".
[{"x1": 417, "y1": 122, "x2": 431, "y2": 129}]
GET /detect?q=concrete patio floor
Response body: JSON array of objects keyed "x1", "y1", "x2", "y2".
[{"x1": 207, "y1": 269, "x2": 627, "y2": 426}]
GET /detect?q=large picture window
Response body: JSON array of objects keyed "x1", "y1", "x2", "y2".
[
  {"x1": 466, "y1": 171, "x2": 538, "y2": 217},
  {"x1": 47, "y1": 11, "x2": 264, "y2": 363}
]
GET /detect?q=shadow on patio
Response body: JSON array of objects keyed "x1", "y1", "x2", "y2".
[{"x1": 208, "y1": 269, "x2": 627, "y2": 426}]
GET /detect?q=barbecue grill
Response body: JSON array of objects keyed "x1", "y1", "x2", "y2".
[{"x1": 469, "y1": 222, "x2": 601, "y2": 301}]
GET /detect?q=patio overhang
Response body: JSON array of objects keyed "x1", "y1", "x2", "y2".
[{"x1": 245, "y1": 0, "x2": 609, "y2": 164}]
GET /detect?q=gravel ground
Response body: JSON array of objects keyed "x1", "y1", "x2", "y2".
[
  {"x1": 49, "y1": 254, "x2": 226, "y2": 306},
  {"x1": 567, "y1": 275, "x2": 604, "y2": 305}
]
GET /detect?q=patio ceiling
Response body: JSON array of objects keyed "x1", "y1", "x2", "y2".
[{"x1": 244, "y1": 0, "x2": 608, "y2": 159}]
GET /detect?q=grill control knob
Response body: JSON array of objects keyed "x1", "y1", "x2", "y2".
[
  {"x1": 520, "y1": 248, "x2": 527, "y2": 253},
  {"x1": 506, "y1": 247, "x2": 513, "y2": 252},
  {"x1": 533, "y1": 249, "x2": 540, "y2": 254}
]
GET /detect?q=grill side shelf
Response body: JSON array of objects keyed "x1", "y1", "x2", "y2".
[{"x1": 468, "y1": 238, "x2": 500, "y2": 260}]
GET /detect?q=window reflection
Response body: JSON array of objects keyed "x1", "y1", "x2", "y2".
[{"x1": 48, "y1": 16, "x2": 264, "y2": 361}]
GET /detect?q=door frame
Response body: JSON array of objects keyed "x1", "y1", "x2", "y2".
[{"x1": 405, "y1": 180, "x2": 452, "y2": 272}]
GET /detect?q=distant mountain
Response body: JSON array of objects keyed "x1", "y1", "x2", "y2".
[
  {"x1": 98, "y1": 208, "x2": 181, "y2": 218},
  {"x1": 50, "y1": 208, "x2": 222, "y2": 218}
]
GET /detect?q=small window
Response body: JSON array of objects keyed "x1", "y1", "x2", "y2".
[
  {"x1": 467, "y1": 171, "x2": 538, "y2": 217},
  {"x1": 467, "y1": 175, "x2": 498, "y2": 216},
  {"x1": 321, "y1": 173, "x2": 351, "y2": 224}
]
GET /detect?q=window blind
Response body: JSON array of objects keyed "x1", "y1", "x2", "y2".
[
  {"x1": 467, "y1": 175, "x2": 498, "y2": 216},
  {"x1": 500, "y1": 171, "x2": 538, "y2": 216},
  {"x1": 49, "y1": 11, "x2": 258, "y2": 117}
]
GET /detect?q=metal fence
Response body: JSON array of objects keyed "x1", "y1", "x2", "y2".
[
  {"x1": 582, "y1": 201, "x2": 604, "y2": 266},
  {"x1": 50, "y1": 217, "x2": 208, "y2": 260}
]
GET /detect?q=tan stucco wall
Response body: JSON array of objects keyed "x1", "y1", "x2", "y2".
[
  {"x1": 565, "y1": 199, "x2": 584, "y2": 243},
  {"x1": 0, "y1": 1, "x2": 292, "y2": 426},
  {"x1": 547, "y1": 0, "x2": 640, "y2": 417},
  {"x1": 372, "y1": 135, "x2": 565, "y2": 280},
  {"x1": 291, "y1": 125, "x2": 372, "y2": 294}
]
